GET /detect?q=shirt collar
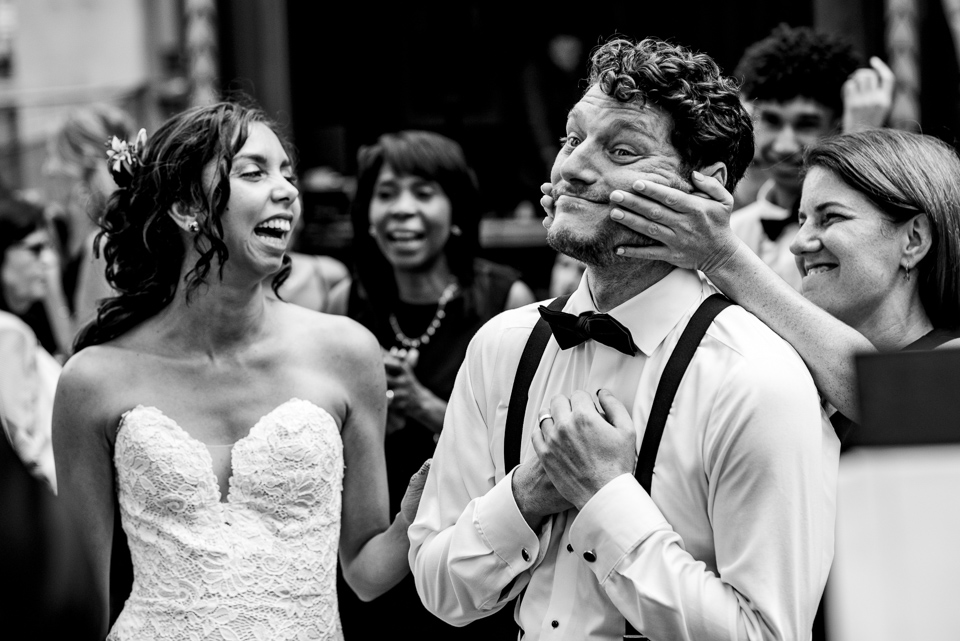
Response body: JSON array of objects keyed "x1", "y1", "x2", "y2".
[
  {"x1": 756, "y1": 179, "x2": 792, "y2": 221},
  {"x1": 565, "y1": 267, "x2": 705, "y2": 356}
]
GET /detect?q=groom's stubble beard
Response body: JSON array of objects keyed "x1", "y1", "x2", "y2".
[
  {"x1": 546, "y1": 214, "x2": 656, "y2": 268},
  {"x1": 547, "y1": 179, "x2": 678, "y2": 268}
]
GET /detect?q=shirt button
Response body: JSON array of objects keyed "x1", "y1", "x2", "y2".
[
  {"x1": 521, "y1": 548, "x2": 530, "y2": 562},
  {"x1": 566, "y1": 543, "x2": 573, "y2": 553},
  {"x1": 551, "y1": 620, "x2": 559, "y2": 628},
  {"x1": 583, "y1": 549, "x2": 597, "y2": 563}
]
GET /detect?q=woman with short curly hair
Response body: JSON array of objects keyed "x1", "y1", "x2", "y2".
[{"x1": 328, "y1": 129, "x2": 535, "y2": 639}]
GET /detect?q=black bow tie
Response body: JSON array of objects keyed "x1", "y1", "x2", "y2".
[
  {"x1": 760, "y1": 198, "x2": 801, "y2": 242},
  {"x1": 538, "y1": 306, "x2": 638, "y2": 356}
]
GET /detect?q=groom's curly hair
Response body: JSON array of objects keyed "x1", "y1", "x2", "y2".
[{"x1": 587, "y1": 37, "x2": 754, "y2": 192}]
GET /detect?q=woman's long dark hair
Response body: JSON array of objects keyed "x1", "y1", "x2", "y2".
[
  {"x1": 805, "y1": 129, "x2": 960, "y2": 330},
  {"x1": 349, "y1": 130, "x2": 482, "y2": 317},
  {"x1": 74, "y1": 102, "x2": 293, "y2": 351}
]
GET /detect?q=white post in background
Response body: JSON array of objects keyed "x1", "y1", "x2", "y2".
[
  {"x1": 185, "y1": 0, "x2": 218, "y2": 107},
  {"x1": 942, "y1": 0, "x2": 960, "y2": 72},
  {"x1": 886, "y1": 0, "x2": 921, "y2": 131}
]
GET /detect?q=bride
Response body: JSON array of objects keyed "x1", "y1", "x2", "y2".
[{"x1": 53, "y1": 102, "x2": 425, "y2": 640}]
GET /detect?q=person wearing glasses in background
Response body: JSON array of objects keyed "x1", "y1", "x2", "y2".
[{"x1": 0, "y1": 195, "x2": 62, "y2": 489}]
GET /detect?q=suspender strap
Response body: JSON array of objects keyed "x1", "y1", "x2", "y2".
[
  {"x1": 502, "y1": 294, "x2": 570, "y2": 635},
  {"x1": 503, "y1": 294, "x2": 570, "y2": 472},
  {"x1": 624, "y1": 292, "x2": 732, "y2": 640},
  {"x1": 634, "y1": 293, "x2": 732, "y2": 492}
]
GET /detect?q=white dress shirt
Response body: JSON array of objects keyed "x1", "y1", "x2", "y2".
[
  {"x1": 409, "y1": 268, "x2": 839, "y2": 641},
  {"x1": 730, "y1": 180, "x2": 803, "y2": 292}
]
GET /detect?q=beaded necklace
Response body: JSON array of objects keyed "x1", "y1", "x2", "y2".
[{"x1": 388, "y1": 282, "x2": 459, "y2": 350}]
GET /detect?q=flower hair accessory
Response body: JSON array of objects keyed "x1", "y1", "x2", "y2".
[{"x1": 105, "y1": 127, "x2": 147, "y2": 188}]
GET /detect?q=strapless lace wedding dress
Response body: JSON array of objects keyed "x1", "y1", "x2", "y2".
[{"x1": 107, "y1": 398, "x2": 344, "y2": 641}]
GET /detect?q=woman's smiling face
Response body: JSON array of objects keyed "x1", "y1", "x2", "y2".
[
  {"x1": 792, "y1": 166, "x2": 911, "y2": 328},
  {"x1": 368, "y1": 164, "x2": 453, "y2": 272},
  {"x1": 206, "y1": 122, "x2": 300, "y2": 279}
]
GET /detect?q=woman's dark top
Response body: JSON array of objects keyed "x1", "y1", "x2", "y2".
[
  {"x1": 339, "y1": 258, "x2": 522, "y2": 639},
  {"x1": 61, "y1": 251, "x2": 83, "y2": 314},
  {"x1": 1, "y1": 420, "x2": 100, "y2": 639},
  {"x1": 831, "y1": 327, "x2": 960, "y2": 443},
  {"x1": 902, "y1": 328, "x2": 958, "y2": 351}
]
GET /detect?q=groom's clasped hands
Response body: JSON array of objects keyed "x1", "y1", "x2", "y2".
[{"x1": 514, "y1": 390, "x2": 639, "y2": 529}]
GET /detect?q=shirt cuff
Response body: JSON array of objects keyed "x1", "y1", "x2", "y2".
[
  {"x1": 568, "y1": 473, "x2": 670, "y2": 583},
  {"x1": 474, "y1": 467, "x2": 541, "y2": 571}
]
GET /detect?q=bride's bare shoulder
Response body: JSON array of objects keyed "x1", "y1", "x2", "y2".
[
  {"x1": 272, "y1": 300, "x2": 380, "y2": 360},
  {"x1": 56, "y1": 341, "x2": 148, "y2": 442},
  {"x1": 63, "y1": 341, "x2": 141, "y2": 388},
  {"x1": 62, "y1": 334, "x2": 163, "y2": 405}
]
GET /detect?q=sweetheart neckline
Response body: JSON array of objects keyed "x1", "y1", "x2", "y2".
[
  {"x1": 117, "y1": 398, "x2": 337, "y2": 505},
  {"x1": 119, "y1": 397, "x2": 333, "y2": 445}
]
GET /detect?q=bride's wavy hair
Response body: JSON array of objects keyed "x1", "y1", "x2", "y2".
[{"x1": 74, "y1": 101, "x2": 293, "y2": 351}]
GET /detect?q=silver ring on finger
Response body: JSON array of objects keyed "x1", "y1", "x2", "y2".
[{"x1": 538, "y1": 411, "x2": 553, "y2": 427}]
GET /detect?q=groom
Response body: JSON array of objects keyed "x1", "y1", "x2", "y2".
[{"x1": 408, "y1": 36, "x2": 839, "y2": 641}]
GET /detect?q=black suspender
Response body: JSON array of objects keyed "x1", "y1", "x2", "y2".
[
  {"x1": 633, "y1": 293, "x2": 732, "y2": 494},
  {"x1": 504, "y1": 294, "x2": 570, "y2": 472},
  {"x1": 503, "y1": 293, "x2": 733, "y2": 640}
]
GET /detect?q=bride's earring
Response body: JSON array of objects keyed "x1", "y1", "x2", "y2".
[{"x1": 170, "y1": 202, "x2": 202, "y2": 234}]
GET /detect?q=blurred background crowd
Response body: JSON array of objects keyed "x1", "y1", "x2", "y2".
[
  {"x1": 4, "y1": 0, "x2": 958, "y2": 310},
  {"x1": 1, "y1": 0, "x2": 959, "y2": 639}
]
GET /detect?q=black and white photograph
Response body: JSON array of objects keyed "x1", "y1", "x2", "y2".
[{"x1": 1, "y1": 1, "x2": 958, "y2": 640}]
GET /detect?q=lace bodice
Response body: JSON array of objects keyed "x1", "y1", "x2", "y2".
[{"x1": 108, "y1": 398, "x2": 344, "y2": 641}]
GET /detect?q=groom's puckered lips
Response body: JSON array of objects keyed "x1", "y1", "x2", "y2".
[{"x1": 552, "y1": 186, "x2": 610, "y2": 205}]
